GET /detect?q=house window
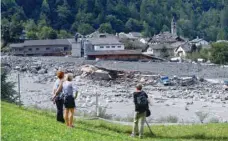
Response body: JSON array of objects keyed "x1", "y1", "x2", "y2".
[
  {"x1": 106, "y1": 46, "x2": 110, "y2": 48},
  {"x1": 36, "y1": 48, "x2": 39, "y2": 51},
  {"x1": 64, "y1": 47, "x2": 68, "y2": 51},
  {"x1": 117, "y1": 46, "x2": 121, "y2": 48},
  {"x1": 100, "y1": 46, "x2": 104, "y2": 48},
  {"x1": 46, "y1": 47, "x2": 50, "y2": 50},
  {"x1": 28, "y1": 48, "x2": 32, "y2": 51},
  {"x1": 111, "y1": 46, "x2": 115, "y2": 48}
]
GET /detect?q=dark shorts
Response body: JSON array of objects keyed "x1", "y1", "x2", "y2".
[{"x1": 64, "y1": 95, "x2": 75, "y2": 108}]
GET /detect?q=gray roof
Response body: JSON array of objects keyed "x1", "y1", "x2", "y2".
[
  {"x1": 181, "y1": 42, "x2": 192, "y2": 52},
  {"x1": 9, "y1": 39, "x2": 71, "y2": 48},
  {"x1": 86, "y1": 31, "x2": 114, "y2": 38},
  {"x1": 129, "y1": 32, "x2": 143, "y2": 38},
  {"x1": 87, "y1": 50, "x2": 142, "y2": 56},
  {"x1": 149, "y1": 43, "x2": 178, "y2": 49},
  {"x1": 9, "y1": 43, "x2": 24, "y2": 48},
  {"x1": 150, "y1": 32, "x2": 185, "y2": 43},
  {"x1": 24, "y1": 39, "x2": 70, "y2": 46},
  {"x1": 88, "y1": 37, "x2": 123, "y2": 45},
  {"x1": 175, "y1": 42, "x2": 192, "y2": 52}
]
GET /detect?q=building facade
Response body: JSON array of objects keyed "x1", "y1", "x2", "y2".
[
  {"x1": 10, "y1": 39, "x2": 71, "y2": 56},
  {"x1": 82, "y1": 34, "x2": 125, "y2": 58}
]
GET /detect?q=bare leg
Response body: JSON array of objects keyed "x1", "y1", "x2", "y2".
[
  {"x1": 64, "y1": 109, "x2": 70, "y2": 126},
  {"x1": 69, "y1": 108, "x2": 75, "y2": 127}
]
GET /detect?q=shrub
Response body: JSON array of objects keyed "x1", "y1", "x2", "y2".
[
  {"x1": 98, "y1": 106, "x2": 112, "y2": 119},
  {"x1": 210, "y1": 42, "x2": 228, "y2": 64},
  {"x1": 195, "y1": 111, "x2": 208, "y2": 123},
  {"x1": 157, "y1": 115, "x2": 179, "y2": 123},
  {"x1": 209, "y1": 117, "x2": 220, "y2": 123},
  {"x1": 1, "y1": 70, "x2": 19, "y2": 104}
]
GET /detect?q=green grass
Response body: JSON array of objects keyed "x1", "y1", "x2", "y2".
[{"x1": 1, "y1": 101, "x2": 228, "y2": 141}]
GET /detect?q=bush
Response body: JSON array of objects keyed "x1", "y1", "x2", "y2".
[
  {"x1": 186, "y1": 48, "x2": 211, "y2": 61},
  {"x1": 195, "y1": 111, "x2": 208, "y2": 123},
  {"x1": 98, "y1": 106, "x2": 112, "y2": 119},
  {"x1": 1, "y1": 71, "x2": 19, "y2": 104},
  {"x1": 157, "y1": 115, "x2": 179, "y2": 123},
  {"x1": 210, "y1": 42, "x2": 228, "y2": 64},
  {"x1": 209, "y1": 117, "x2": 220, "y2": 123}
]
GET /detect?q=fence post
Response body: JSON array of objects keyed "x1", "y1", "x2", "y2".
[
  {"x1": 18, "y1": 73, "x2": 21, "y2": 106},
  {"x1": 96, "y1": 90, "x2": 99, "y2": 117}
]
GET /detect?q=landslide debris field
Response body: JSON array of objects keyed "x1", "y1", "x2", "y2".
[{"x1": 2, "y1": 56, "x2": 228, "y2": 123}]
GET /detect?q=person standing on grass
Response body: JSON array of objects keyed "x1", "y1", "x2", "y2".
[
  {"x1": 131, "y1": 84, "x2": 149, "y2": 139},
  {"x1": 55, "y1": 73, "x2": 77, "y2": 127},
  {"x1": 52, "y1": 71, "x2": 65, "y2": 123}
]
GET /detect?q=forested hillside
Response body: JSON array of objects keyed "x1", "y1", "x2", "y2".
[{"x1": 1, "y1": 0, "x2": 228, "y2": 44}]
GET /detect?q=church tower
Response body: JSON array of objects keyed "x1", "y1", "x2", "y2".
[{"x1": 171, "y1": 17, "x2": 177, "y2": 36}]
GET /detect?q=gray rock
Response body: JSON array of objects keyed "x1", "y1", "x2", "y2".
[
  {"x1": 30, "y1": 68, "x2": 38, "y2": 74},
  {"x1": 15, "y1": 66, "x2": 21, "y2": 70},
  {"x1": 38, "y1": 69, "x2": 47, "y2": 74},
  {"x1": 92, "y1": 70, "x2": 111, "y2": 80}
]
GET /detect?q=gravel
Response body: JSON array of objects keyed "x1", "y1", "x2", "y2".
[{"x1": 2, "y1": 55, "x2": 228, "y2": 123}]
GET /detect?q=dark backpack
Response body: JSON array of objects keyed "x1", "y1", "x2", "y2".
[{"x1": 136, "y1": 92, "x2": 148, "y2": 110}]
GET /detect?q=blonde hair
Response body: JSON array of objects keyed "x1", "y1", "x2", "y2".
[{"x1": 65, "y1": 73, "x2": 73, "y2": 81}]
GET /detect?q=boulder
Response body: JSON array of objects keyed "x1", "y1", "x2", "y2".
[
  {"x1": 30, "y1": 68, "x2": 38, "y2": 74},
  {"x1": 15, "y1": 66, "x2": 21, "y2": 70},
  {"x1": 81, "y1": 65, "x2": 98, "y2": 74},
  {"x1": 140, "y1": 77, "x2": 147, "y2": 83},
  {"x1": 92, "y1": 70, "x2": 111, "y2": 80},
  {"x1": 38, "y1": 69, "x2": 47, "y2": 74}
]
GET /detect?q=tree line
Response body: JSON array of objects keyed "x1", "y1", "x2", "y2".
[{"x1": 1, "y1": 0, "x2": 228, "y2": 45}]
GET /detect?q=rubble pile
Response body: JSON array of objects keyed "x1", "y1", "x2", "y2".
[{"x1": 2, "y1": 56, "x2": 228, "y2": 122}]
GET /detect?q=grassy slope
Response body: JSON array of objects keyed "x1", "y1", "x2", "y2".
[{"x1": 1, "y1": 101, "x2": 228, "y2": 141}]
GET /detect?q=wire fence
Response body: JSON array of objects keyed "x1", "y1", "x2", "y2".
[{"x1": 15, "y1": 73, "x2": 114, "y2": 119}]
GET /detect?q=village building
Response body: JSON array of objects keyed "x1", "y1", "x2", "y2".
[
  {"x1": 146, "y1": 41, "x2": 185, "y2": 57},
  {"x1": 82, "y1": 33, "x2": 125, "y2": 58},
  {"x1": 190, "y1": 36, "x2": 209, "y2": 47},
  {"x1": 118, "y1": 32, "x2": 143, "y2": 40},
  {"x1": 139, "y1": 38, "x2": 150, "y2": 44},
  {"x1": 10, "y1": 39, "x2": 72, "y2": 56},
  {"x1": 174, "y1": 42, "x2": 192, "y2": 57},
  {"x1": 67, "y1": 38, "x2": 82, "y2": 57},
  {"x1": 146, "y1": 18, "x2": 188, "y2": 58},
  {"x1": 128, "y1": 32, "x2": 143, "y2": 38},
  {"x1": 86, "y1": 50, "x2": 163, "y2": 61}
]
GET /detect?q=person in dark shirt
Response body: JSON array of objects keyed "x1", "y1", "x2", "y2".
[{"x1": 131, "y1": 84, "x2": 149, "y2": 139}]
